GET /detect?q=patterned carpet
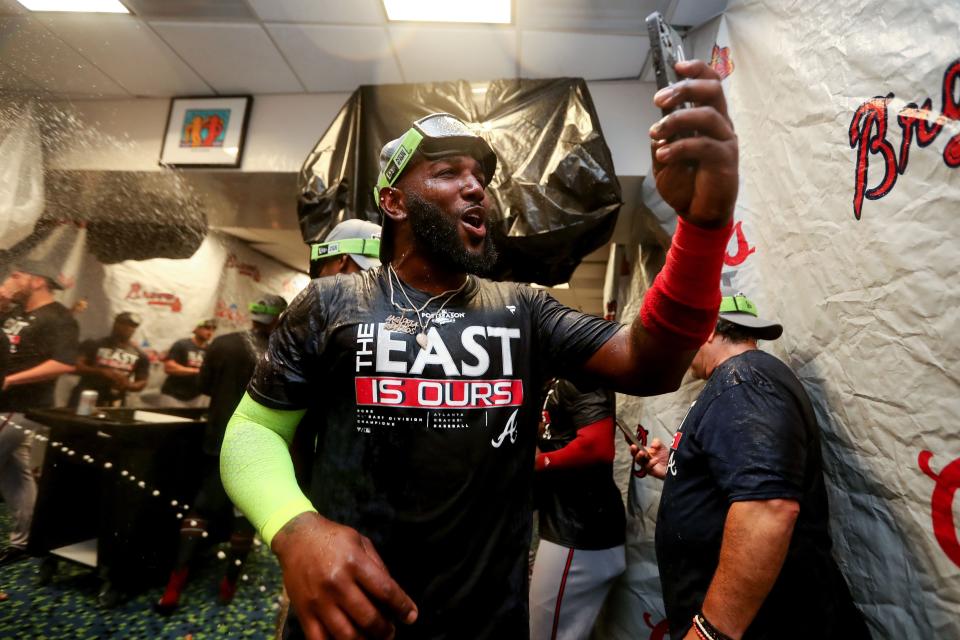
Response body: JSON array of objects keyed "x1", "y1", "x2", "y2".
[{"x1": 0, "y1": 506, "x2": 284, "y2": 639}]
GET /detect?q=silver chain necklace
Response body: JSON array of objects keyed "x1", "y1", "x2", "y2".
[{"x1": 387, "y1": 264, "x2": 468, "y2": 349}]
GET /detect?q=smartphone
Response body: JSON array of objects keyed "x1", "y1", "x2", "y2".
[
  {"x1": 615, "y1": 419, "x2": 643, "y2": 449},
  {"x1": 646, "y1": 11, "x2": 692, "y2": 117}
]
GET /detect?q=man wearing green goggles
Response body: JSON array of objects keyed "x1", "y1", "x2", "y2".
[{"x1": 223, "y1": 59, "x2": 741, "y2": 640}]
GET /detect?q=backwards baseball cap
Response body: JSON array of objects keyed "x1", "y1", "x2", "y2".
[
  {"x1": 373, "y1": 113, "x2": 497, "y2": 262},
  {"x1": 196, "y1": 318, "x2": 218, "y2": 329},
  {"x1": 115, "y1": 311, "x2": 142, "y2": 326},
  {"x1": 718, "y1": 290, "x2": 783, "y2": 341},
  {"x1": 249, "y1": 294, "x2": 288, "y2": 324},
  {"x1": 310, "y1": 219, "x2": 382, "y2": 271},
  {"x1": 14, "y1": 260, "x2": 64, "y2": 290}
]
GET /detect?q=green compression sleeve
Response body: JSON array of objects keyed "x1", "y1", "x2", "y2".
[{"x1": 220, "y1": 392, "x2": 315, "y2": 546}]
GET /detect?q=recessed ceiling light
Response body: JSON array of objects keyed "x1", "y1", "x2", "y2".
[
  {"x1": 16, "y1": 0, "x2": 129, "y2": 13},
  {"x1": 383, "y1": 0, "x2": 511, "y2": 24}
]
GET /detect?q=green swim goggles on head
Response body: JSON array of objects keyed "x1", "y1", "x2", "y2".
[
  {"x1": 248, "y1": 302, "x2": 285, "y2": 316},
  {"x1": 309, "y1": 238, "x2": 381, "y2": 262},
  {"x1": 373, "y1": 113, "x2": 498, "y2": 204}
]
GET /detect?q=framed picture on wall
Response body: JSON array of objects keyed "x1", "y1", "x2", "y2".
[{"x1": 159, "y1": 95, "x2": 252, "y2": 168}]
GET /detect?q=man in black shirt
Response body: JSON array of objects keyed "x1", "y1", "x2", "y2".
[
  {"x1": 222, "y1": 59, "x2": 740, "y2": 640},
  {"x1": 0, "y1": 261, "x2": 79, "y2": 564},
  {"x1": 70, "y1": 311, "x2": 149, "y2": 407},
  {"x1": 634, "y1": 292, "x2": 870, "y2": 640},
  {"x1": 155, "y1": 295, "x2": 287, "y2": 614},
  {"x1": 531, "y1": 379, "x2": 625, "y2": 639},
  {"x1": 160, "y1": 319, "x2": 216, "y2": 407}
]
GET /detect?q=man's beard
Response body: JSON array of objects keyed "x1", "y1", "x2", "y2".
[{"x1": 406, "y1": 193, "x2": 498, "y2": 276}]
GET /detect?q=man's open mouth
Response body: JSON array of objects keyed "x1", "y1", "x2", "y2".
[{"x1": 461, "y1": 207, "x2": 487, "y2": 237}]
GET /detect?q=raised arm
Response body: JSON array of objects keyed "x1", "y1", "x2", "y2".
[{"x1": 583, "y1": 59, "x2": 738, "y2": 395}]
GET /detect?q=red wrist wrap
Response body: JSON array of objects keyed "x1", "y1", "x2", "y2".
[{"x1": 640, "y1": 217, "x2": 733, "y2": 348}]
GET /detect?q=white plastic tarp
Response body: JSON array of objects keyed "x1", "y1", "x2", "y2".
[
  {"x1": 597, "y1": 1, "x2": 960, "y2": 638},
  {"x1": 0, "y1": 101, "x2": 44, "y2": 250}
]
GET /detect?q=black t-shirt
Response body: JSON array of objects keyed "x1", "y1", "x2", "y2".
[
  {"x1": 1, "y1": 302, "x2": 79, "y2": 412},
  {"x1": 161, "y1": 337, "x2": 206, "y2": 400},
  {"x1": 199, "y1": 330, "x2": 267, "y2": 456},
  {"x1": 249, "y1": 268, "x2": 620, "y2": 640},
  {"x1": 72, "y1": 336, "x2": 150, "y2": 405},
  {"x1": 656, "y1": 350, "x2": 869, "y2": 639},
  {"x1": 536, "y1": 379, "x2": 625, "y2": 549}
]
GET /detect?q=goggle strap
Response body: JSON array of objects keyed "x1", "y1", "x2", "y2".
[
  {"x1": 373, "y1": 128, "x2": 424, "y2": 203},
  {"x1": 719, "y1": 295, "x2": 758, "y2": 317},
  {"x1": 311, "y1": 237, "x2": 381, "y2": 261},
  {"x1": 249, "y1": 303, "x2": 284, "y2": 315}
]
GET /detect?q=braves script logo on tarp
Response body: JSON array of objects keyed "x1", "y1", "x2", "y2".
[
  {"x1": 225, "y1": 254, "x2": 261, "y2": 282},
  {"x1": 644, "y1": 612, "x2": 670, "y2": 640},
  {"x1": 918, "y1": 451, "x2": 960, "y2": 569},
  {"x1": 125, "y1": 283, "x2": 183, "y2": 312},
  {"x1": 848, "y1": 58, "x2": 960, "y2": 220},
  {"x1": 710, "y1": 44, "x2": 734, "y2": 80},
  {"x1": 723, "y1": 220, "x2": 755, "y2": 267}
]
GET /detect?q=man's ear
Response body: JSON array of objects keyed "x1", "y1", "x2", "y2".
[{"x1": 378, "y1": 186, "x2": 407, "y2": 225}]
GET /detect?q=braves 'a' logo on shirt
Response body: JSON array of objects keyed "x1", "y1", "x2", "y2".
[{"x1": 667, "y1": 400, "x2": 697, "y2": 477}]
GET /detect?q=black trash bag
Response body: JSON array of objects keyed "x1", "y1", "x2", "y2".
[{"x1": 298, "y1": 78, "x2": 622, "y2": 285}]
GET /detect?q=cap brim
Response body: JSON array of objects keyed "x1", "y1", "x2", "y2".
[
  {"x1": 349, "y1": 253, "x2": 381, "y2": 271},
  {"x1": 719, "y1": 312, "x2": 783, "y2": 340}
]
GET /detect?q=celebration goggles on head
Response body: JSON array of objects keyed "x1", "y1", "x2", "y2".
[
  {"x1": 719, "y1": 294, "x2": 759, "y2": 316},
  {"x1": 248, "y1": 302, "x2": 285, "y2": 316},
  {"x1": 373, "y1": 113, "x2": 498, "y2": 204},
  {"x1": 309, "y1": 237, "x2": 381, "y2": 262}
]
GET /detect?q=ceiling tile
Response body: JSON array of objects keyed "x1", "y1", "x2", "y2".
[
  {"x1": 248, "y1": 0, "x2": 385, "y2": 25},
  {"x1": 670, "y1": 0, "x2": 728, "y2": 28},
  {"x1": 517, "y1": 0, "x2": 661, "y2": 33},
  {"x1": 150, "y1": 21, "x2": 303, "y2": 94},
  {"x1": 122, "y1": 0, "x2": 256, "y2": 19},
  {"x1": 266, "y1": 24, "x2": 401, "y2": 92},
  {"x1": 389, "y1": 25, "x2": 517, "y2": 83},
  {"x1": 520, "y1": 31, "x2": 647, "y2": 80},
  {"x1": 0, "y1": 62, "x2": 41, "y2": 92},
  {"x1": 0, "y1": 17, "x2": 128, "y2": 97},
  {"x1": 40, "y1": 14, "x2": 211, "y2": 97}
]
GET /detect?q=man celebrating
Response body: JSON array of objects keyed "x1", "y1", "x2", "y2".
[
  {"x1": 0, "y1": 261, "x2": 79, "y2": 565},
  {"x1": 633, "y1": 293, "x2": 870, "y2": 639},
  {"x1": 70, "y1": 311, "x2": 149, "y2": 408},
  {"x1": 222, "y1": 59, "x2": 738, "y2": 639},
  {"x1": 160, "y1": 319, "x2": 216, "y2": 407}
]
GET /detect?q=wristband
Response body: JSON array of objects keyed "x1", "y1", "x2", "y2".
[{"x1": 692, "y1": 612, "x2": 734, "y2": 640}]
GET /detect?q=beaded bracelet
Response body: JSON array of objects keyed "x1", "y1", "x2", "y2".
[{"x1": 692, "y1": 612, "x2": 734, "y2": 640}]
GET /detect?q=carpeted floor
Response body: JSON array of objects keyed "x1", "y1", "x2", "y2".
[{"x1": 0, "y1": 505, "x2": 284, "y2": 639}]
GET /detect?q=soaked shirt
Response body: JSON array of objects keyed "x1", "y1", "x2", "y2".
[
  {"x1": 161, "y1": 338, "x2": 206, "y2": 401},
  {"x1": 249, "y1": 267, "x2": 619, "y2": 640},
  {"x1": 536, "y1": 379, "x2": 625, "y2": 549},
  {"x1": 656, "y1": 350, "x2": 868, "y2": 639},
  {"x1": 1, "y1": 302, "x2": 79, "y2": 412},
  {"x1": 72, "y1": 336, "x2": 149, "y2": 405}
]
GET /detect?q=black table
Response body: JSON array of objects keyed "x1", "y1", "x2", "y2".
[{"x1": 25, "y1": 407, "x2": 207, "y2": 599}]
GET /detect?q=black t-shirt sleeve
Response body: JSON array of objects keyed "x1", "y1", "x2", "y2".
[
  {"x1": 197, "y1": 337, "x2": 221, "y2": 394},
  {"x1": 557, "y1": 379, "x2": 614, "y2": 429},
  {"x1": 697, "y1": 382, "x2": 807, "y2": 503},
  {"x1": 528, "y1": 290, "x2": 621, "y2": 378},
  {"x1": 247, "y1": 283, "x2": 326, "y2": 410},
  {"x1": 134, "y1": 350, "x2": 150, "y2": 381},
  {"x1": 165, "y1": 339, "x2": 187, "y2": 363},
  {"x1": 78, "y1": 338, "x2": 98, "y2": 362},
  {"x1": 48, "y1": 313, "x2": 79, "y2": 365}
]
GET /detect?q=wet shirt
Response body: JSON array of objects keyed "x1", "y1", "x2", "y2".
[
  {"x1": 249, "y1": 268, "x2": 619, "y2": 640},
  {"x1": 536, "y1": 379, "x2": 625, "y2": 549},
  {"x1": 0, "y1": 302, "x2": 79, "y2": 412},
  {"x1": 199, "y1": 330, "x2": 267, "y2": 456},
  {"x1": 73, "y1": 336, "x2": 149, "y2": 405},
  {"x1": 161, "y1": 338, "x2": 206, "y2": 401},
  {"x1": 656, "y1": 350, "x2": 868, "y2": 639}
]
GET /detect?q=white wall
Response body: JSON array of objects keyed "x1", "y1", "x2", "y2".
[{"x1": 47, "y1": 81, "x2": 658, "y2": 177}]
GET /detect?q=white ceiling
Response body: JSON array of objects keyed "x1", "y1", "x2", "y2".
[{"x1": 0, "y1": 0, "x2": 727, "y2": 98}]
